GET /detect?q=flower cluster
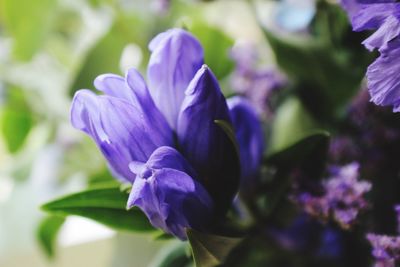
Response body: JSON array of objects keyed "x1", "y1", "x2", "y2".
[
  {"x1": 340, "y1": 0, "x2": 400, "y2": 112},
  {"x1": 367, "y1": 205, "x2": 400, "y2": 267},
  {"x1": 230, "y1": 42, "x2": 286, "y2": 117},
  {"x1": 70, "y1": 29, "x2": 264, "y2": 239},
  {"x1": 294, "y1": 162, "x2": 372, "y2": 228}
]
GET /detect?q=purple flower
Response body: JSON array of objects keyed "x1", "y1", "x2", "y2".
[
  {"x1": 294, "y1": 162, "x2": 371, "y2": 228},
  {"x1": 340, "y1": 0, "x2": 400, "y2": 112},
  {"x1": 70, "y1": 28, "x2": 239, "y2": 239},
  {"x1": 227, "y1": 96, "x2": 264, "y2": 183},
  {"x1": 367, "y1": 205, "x2": 400, "y2": 266},
  {"x1": 229, "y1": 42, "x2": 286, "y2": 117}
]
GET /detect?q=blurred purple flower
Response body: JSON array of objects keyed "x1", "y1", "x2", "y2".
[
  {"x1": 70, "y1": 28, "x2": 240, "y2": 239},
  {"x1": 227, "y1": 96, "x2": 264, "y2": 184},
  {"x1": 294, "y1": 163, "x2": 371, "y2": 228},
  {"x1": 367, "y1": 205, "x2": 400, "y2": 266},
  {"x1": 230, "y1": 42, "x2": 286, "y2": 117},
  {"x1": 340, "y1": 0, "x2": 400, "y2": 112}
]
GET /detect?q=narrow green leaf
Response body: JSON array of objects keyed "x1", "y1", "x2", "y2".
[
  {"x1": 36, "y1": 215, "x2": 65, "y2": 259},
  {"x1": 187, "y1": 229, "x2": 242, "y2": 267},
  {"x1": 41, "y1": 187, "x2": 154, "y2": 232},
  {"x1": 214, "y1": 120, "x2": 240, "y2": 158}
]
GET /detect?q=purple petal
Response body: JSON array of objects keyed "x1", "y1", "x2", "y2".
[
  {"x1": 70, "y1": 90, "x2": 173, "y2": 182},
  {"x1": 177, "y1": 65, "x2": 239, "y2": 212},
  {"x1": 227, "y1": 96, "x2": 264, "y2": 182},
  {"x1": 147, "y1": 28, "x2": 204, "y2": 130},
  {"x1": 362, "y1": 12, "x2": 400, "y2": 51},
  {"x1": 129, "y1": 146, "x2": 198, "y2": 180},
  {"x1": 127, "y1": 148, "x2": 213, "y2": 239},
  {"x1": 367, "y1": 38, "x2": 400, "y2": 111}
]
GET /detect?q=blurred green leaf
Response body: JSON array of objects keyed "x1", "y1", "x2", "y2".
[
  {"x1": 149, "y1": 241, "x2": 193, "y2": 267},
  {"x1": 266, "y1": 131, "x2": 330, "y2": 167},
  {"x1": 264, "y1": 29, "x2": 367, "y2": 119},
  {"x1": 2, "y1": 0, "x2": 57, "y2": 60},
  {"x1": 269, "y1": 97, "x2": 318, "y2": 154},
  {"x1": 41, "y1": 187, "x2": 154, "y2": 232},
  {"x1": 190, "y1": 24, "x2": 234, "y2": 80},
  {"x1": 187, "y1": 229, "x2": 242, "y2": 267},
  {"x1": 1, "y1": 87, "x2": 34, "y2": 153},
  {"x1": 36, "y1": 215, "x2": 65, "y2": 259}
]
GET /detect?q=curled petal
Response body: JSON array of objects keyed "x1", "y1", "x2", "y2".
[
  {"x1": 70, "y1": 90, "x2": 173, "y2": 182},
  {"x1": 177, "y1": 65, "x2": 239, "y2": 213},
  {"x1": 127, "y1": 147, "x2": 213, "y2": 239},
  {"x1": 147, "y1": 28, "x2": 204, "y2": 130},
  {"x1": 129, "y1": 146, "x2": 198, "y2": 180},
  {"x1": 227, "y1": 96, "x2": 264, "y2": 182},
  {"x1": 367, "y1": 38, "x2": 400, "y2": 111}
]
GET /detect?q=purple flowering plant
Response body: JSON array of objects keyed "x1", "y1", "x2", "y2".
[{"x1": 34, "y1": 1, "x2": 400, "y2": 266}]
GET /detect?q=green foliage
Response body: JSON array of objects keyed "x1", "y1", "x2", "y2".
[
  {"x1": 187, "y1": 229, "x2": 242, "y2": 267},
  {"x1": 264, "y1": 27, "x2": 369, "y2": 120},
  {"x1": 149, "y1": 241, "x2": 193, "y2": 267},
  {"x1": 190, "y1": 23, "x2": 234, "y2": 80},
  {"x1": 36, "y1": 215, "x2": 66, "y2": 259},
  {"x1": 2, "y1": 0, "x2": 57, "y2": 60},
  {"x1": 41, "y1": 186, "x2": 154, "y2": 232},
  {"x1": 269, "y1": 97, "x2": 318, "y2": 154},
  {"x1": 0, "y1": 87, "x2": 34, "y2": 153},
  {"x1": 266, "y1": 131, "x2": 330, "y2": 167}
]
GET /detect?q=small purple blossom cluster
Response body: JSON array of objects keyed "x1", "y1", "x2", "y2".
[
  {"x1": 294, "y1": 162, "x2": 371, "y2": 229},
  {"x1": 340, "y1": 0, "x2": 400, "y2": 112},
  {"x1": 230, "y1": 42, "x2": 286, "y2": 118},
  {"x1": 367, "y1": 206, "x2": 400, "y2": 267}
]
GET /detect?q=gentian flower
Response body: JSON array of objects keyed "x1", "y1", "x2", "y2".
[
  {"x1": 227, "y1": 96, "x2": 264, "y2": 184},
  {"x1": 70, "y1": 28, "x2": 240, "y2": 239},
  {"x1": 340, "y1": 0, "x2": 400, "y2": 112}
]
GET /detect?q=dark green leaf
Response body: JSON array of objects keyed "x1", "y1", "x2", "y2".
[
  {"x1": 190, "y1": 24, "x2": 234, "y2": 80},
  {"x1": 36, "y1": 215, "x2": 65, "y2": 259},
  {"x1": 214, "y1": 120, "x2": 240, "y2": 158},
  {"x1": 266, "y1": 131, "x2": 330, "y2": 167},
  {"x1": 187, "y1": 229, "x2": 242, "y2": 267},
  {"x1": 149, "y1": 241, "x2": 193, "y2": 267},
  {"x1": 41, "y1": 187, "x2": 154, "y2": 232}
]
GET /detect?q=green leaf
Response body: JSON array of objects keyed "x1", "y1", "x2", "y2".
[
  {"x1": 41, "y1": 187, "x2": 154, "y2": 232},
  {"x1": 187, "y1": 229, "x2": 242, "y2": 267},
  {"x1": 1, "y1": 87, "x2": 34, "y2": 153},
  {"x1": 2, "y1": 0, "x2": 57, "y2": 60},
  {"x1": 149, "y1": 241, "x2": 193, "y2": 267},
  {"x1": 214, "y1": 120, "x2": 240, "y2": 158},
  {"x1": 266, "y1": 131, "x2": 330, "y2": 167},
  {"x1": 264, "y1": 29, "x2": 369, "y2": 119},
  {"x1": 190, "y1": 23, "x2": 234, "y2": 80},
  {"x1": 36, "y1": 215, "x2": 66, "y2": 259},
  {"x1": 269, "y1": 97, "x2": 318, "y2": 154}
]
